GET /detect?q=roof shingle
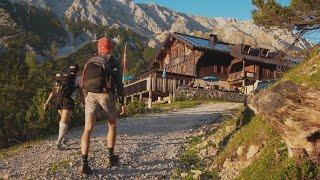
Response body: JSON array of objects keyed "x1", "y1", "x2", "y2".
[{"x1": 173, "y1": 33, "x2": 231, "y2": 53}]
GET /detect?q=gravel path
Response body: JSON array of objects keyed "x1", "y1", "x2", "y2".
[{"x1": 0, "y1": 102, "x2": 242, "y2": 179}]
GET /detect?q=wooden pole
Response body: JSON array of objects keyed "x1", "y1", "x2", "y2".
[
  {"x1": 257, "y1": 65, "x2": 261, "y2": 80},
  {"x1": 148, "y1": 91, "x2": 152, "y2": 109},
  {"x1": 242, "y1": 60, "x2": 246, "y2": 87},
  {"x1": 173, "y1": 78, "x2": 177, "y2": 100},
  {"x1": 124, "y1": 97, "x2": 127, "y2": 105},
  {"x1": 162, "y1": 78, "x2": 167, "y2": 93},
  {"x1": 148, "y1": 75, "x2": 152, "y2": 109}
]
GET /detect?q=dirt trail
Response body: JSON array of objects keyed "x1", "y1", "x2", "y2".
[{"x1": 0, "y1": 102, "x2": 242, "y2": 179}]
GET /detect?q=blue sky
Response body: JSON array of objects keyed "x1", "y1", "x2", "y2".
[
  {"x1": 134, "y1": 0, "x2": 291, "y2": 20},
  {"x1": 134, "y1": 0, "x2": 319, "y2": 44}
]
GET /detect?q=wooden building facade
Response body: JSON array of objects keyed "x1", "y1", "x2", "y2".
[
  {"x1": 123, "y1": 32, "x2": 298, "y2": 106},
  {"x1": 154, "y1": 32, "x2": 296, "y2": 87},
  {"x1": 155, "y1": 33, "x2": 233, "y2": 81}
]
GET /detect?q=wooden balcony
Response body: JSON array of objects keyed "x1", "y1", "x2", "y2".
[
  {"x1": 230, "y1": 44, "x2": 294, "y2": 68},
  {"x1": 228, "y1": 71, "x2": 244, "y2": 82}
]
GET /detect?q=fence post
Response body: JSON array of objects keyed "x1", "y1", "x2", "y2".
[
  {"x1": 124, "y1": 96, "x2": 127, "y2": 105},
  {"x1": 173, "y1": 78, "x2": 177, "y2": 100},
  {"x1": 162, "y1": 78, "x2": 167, "y2": 93},
  {"x1": 148, "y1": 75, "x2": 152, "y2": 109},
  {"x1": 148, "y1": 91, "x2": 152, "y2": 109}
]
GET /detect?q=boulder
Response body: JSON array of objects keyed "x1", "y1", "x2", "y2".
[
  {"x1": 191, "y1": 170, "x2": 202, "y2": 179},
  {"x1": 223, "y1": 158, "x2": 233, "y2": 169},
  {"x1": 236, "y1": 145, "x2": 245, "y2": 157},
  {"x1": 246, "y1": 145, "x2": 261, "y2": 159},
  {"x1": 180, "y1": 172, "x2": 188, "y2": 178},
  {"x1": 208, "y1": 147, "x2": 219, "y2": 157},
  {"x1": 248, "y1": 81, "x2": 320, "y2": 162}
]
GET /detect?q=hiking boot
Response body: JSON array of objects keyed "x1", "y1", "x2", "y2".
[
  {"x1": 81, "y1": 163, "x2": 92, "y2": 176},
  {"x1": 57, "y1": 142, "x2": 64, "y2": 150},
  {"x1": 106, "y1": 154, "x2": 119, "y2": 168},
  {"x1": 62, "y1": 137, "x2": 69, "y2": 145}
]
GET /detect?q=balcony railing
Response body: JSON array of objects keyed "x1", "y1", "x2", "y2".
[
  {"x1": 228, "y1": 72, "x2": 244, "y2": 81},
  {"x1": 228, "y1": 71, "x2": 258, "y2": 82}
]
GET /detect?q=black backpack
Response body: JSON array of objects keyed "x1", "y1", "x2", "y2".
[
  {"x1": 81, "y1": 55, "x2": 116, "y2": 93},
  {"x1": 52, "y1": 72, "x2": 77, "y2": 98}
]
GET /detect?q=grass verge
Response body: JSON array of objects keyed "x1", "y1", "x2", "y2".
[
  {"x1": 174, "y1": 106, "x2": 320, "y2": 180},
  {"x1": 152, "y1": 100, "x2": 221, "y2": 113},
  {"x1": 49, "y1": 159, "x2": 72, "y2": 173}
]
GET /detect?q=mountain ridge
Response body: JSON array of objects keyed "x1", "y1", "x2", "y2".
[{"x1": 6, "y1": 0, "x2": 312, "y2": 53}]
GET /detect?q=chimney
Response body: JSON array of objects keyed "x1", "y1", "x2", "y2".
[{"x1": 209, "y1": 34, "x2": 218, "y2": 45}]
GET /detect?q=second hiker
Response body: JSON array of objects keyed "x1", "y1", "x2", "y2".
[
  {"x1": 80, "y1": 37, "x2": 125, "y2": 175},
  {"x1": 44, "y1": 64, "x2": 84, "y2": 150}
]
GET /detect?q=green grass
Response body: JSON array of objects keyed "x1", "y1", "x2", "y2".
[
  {"x1": 152, "y1": 100, "x2": 220, "y2": 112},
  {"x1": 237, "y1": 140, "x2": 320, "y2": 180},
  {"x1": 0, "y1": 139, "x2": 44, "y2": 158},
  {"x1": 49, "y1": 159, "x2": 71, "y2": 173},
  {"x1": 216, "y1": 115, "x2": 276, "y2": 166},
  {"x1": 214, "y1": 112, "x2": 320, "y2": 180},
  {"x1": 283, "y1": 47, "x2": 320, "y2": 89},
  {"x1": 235, "y1": 137, "x2": 293, "y2": 180},
  {"x1": 176, "y1": 147, "x2": 221, "y2": 179}
]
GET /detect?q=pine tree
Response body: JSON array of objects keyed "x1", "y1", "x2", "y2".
[{"x1": 252, "y1": 0, "x2": 320, "y2": 44}]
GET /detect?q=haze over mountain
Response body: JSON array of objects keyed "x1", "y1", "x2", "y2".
[{"x1": 5, "y1": 0, "x2": 312, "y2": 53}]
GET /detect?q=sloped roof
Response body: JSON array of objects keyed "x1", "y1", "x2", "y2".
[{"x1": 172, "y1": 32, "x2": 232, "y2": 54}]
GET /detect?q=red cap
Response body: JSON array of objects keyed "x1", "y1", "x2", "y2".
[{"x1": 98, "y1": 37, "x2": 113, "y2": 54}]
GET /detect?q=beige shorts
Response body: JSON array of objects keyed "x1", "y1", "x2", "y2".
[{"x1": 85, "y1": 92, "x2": 117, "y2": 120}]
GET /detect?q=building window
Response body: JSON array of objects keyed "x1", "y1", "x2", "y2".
[
  {"x1": 213, "y1": 65, "x2": 217, "y2": 73},
  {"x1": 181, "y1": 65, "x2": 186, "y2": 73},
  {"x1": 225, "y1": 66, "x2": 229, "y2": 74}
]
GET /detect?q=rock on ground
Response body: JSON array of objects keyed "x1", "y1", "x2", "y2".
[
  {"x1": 0, "y1": 102, "x2": 242, "y2": 179},
  {"x1": 248, "y1": 81, "x2": 320, "y2": 162}
]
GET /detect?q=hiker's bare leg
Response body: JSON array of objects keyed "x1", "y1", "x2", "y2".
[
  {"x1": 81, "y1": 113, "x2": 96, "y2": 155},
  {"x1": 107, "y1": 118, "x2": 117, "y2": 151},
  {"x1": 61, "y1": 109, "x2": 72, "y2": 124},
  {"x1": 58, "y1": 110, "x2": 72, "y2": 144}
]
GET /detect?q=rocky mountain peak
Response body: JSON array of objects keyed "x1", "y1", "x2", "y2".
[{"x1": 8, "y1": 0, "x2": 312, "y2": 51}]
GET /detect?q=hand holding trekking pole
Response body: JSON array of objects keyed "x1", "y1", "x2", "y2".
[
  {"x1": 80, "y1": 101, "x2": 85, "y2": 108},
  {"x1": 119, "y1": 105, "x2": 125, "y2": 116},
  {"x1": 44, "y1": 92, "x2": 54, "y2": 112},
  {"x1": 44, "y1": 102, "x2": 50, "y2": 111}
]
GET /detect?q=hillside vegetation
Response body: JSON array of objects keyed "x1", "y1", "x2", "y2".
[
  {"x1": 283, "y1": 47, "x2": 320, "y2": 89},
  {"x1": 57, "y1": 24, "x2": 156, "y2": 76},
  {"x1": 0, "y1": 1, "x2": 157, "y2": 148},
  {"x1": 174, "y1": 47, "x2": 320, "y2": 179},
  {"x1": 175, "y1": 108, "x2": 320, "y2": 179}
]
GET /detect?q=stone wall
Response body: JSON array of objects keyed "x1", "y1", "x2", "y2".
[{"x1": 175, "y1": 87, "x2": 246, "y2": 103}]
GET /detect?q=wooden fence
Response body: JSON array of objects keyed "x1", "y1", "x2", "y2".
[{"x1": 124, "y1": 70, "x2": 194, "y2": 108}]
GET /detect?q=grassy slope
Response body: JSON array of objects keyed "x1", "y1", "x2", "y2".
[
  {"x1": 234, "y1": 47, "x2": 320, "y2": 179},
  {"x1": 176, "y1": 107, "x2": 320, "y2": 179},
  {"x1": 283, "y1": 47, "x2": 320, "y2": 89}
]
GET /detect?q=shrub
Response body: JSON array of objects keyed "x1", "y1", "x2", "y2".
[{"x1": 125, "y1": 98, "x2": 147, "y2": 116}]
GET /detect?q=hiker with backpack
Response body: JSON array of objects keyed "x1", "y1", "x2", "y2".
[
  {"x1": 43, "y1": 64, "x2": 84, "y2": 150},
  {"x1": 80, "y1": 37, "x2": 125, "y2": 175}
]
